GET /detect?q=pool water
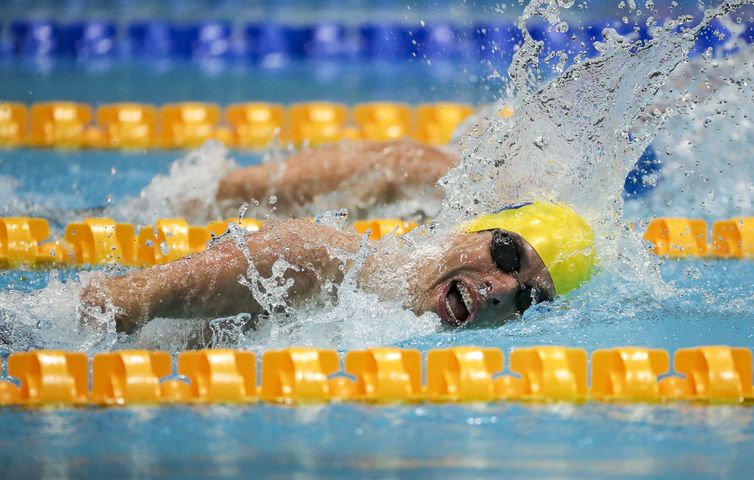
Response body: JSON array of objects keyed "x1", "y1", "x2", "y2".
[
  {"x1": 1, "y1": 147, "x2": 753, "y2": 479},
  {"x1": 2, "y1": 146, "x2": 753, "y2": 350},
  {"x1": 0, "y1": 60, "x2": 499, "y2": 105},
  {"x1": 1, "y1": 402, "x2": 752, "y2": 479},
  {"x1": 3, "y1": 4, "x2": 754, "y2": 478}
]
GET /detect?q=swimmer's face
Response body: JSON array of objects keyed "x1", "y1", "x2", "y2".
[{"x1": 417, "y1": 230, "x2": 556, "y2": 327}]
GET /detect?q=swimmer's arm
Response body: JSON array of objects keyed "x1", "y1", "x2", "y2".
[
  {"x1": 216, "y1": 139, "x2": 457, "y2": 206},
  {"x1": 80, "y1": 220, "x2": 363, "y2": 333}
]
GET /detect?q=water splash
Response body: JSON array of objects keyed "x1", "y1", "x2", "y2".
[
  {"x1": 626, "y1": 47, "x2": 754, "y2": 221},
  {"x1": 107, "y1": 141, "x2": 236, "y2": 225},
  {"x1": 441, "y1": 5, "x2": 748, "y2": 224},
  {"x1": 438, "y1": 1, "x2": 752, "y2": 297},
  {"x1": 220, "y1": 216, "x2": 441, "y2": 351},
  {"x1": 0, "y1": 272, "x2": 118, "y2": 355},
  {"x1": 2, "y1": 1, "x2": 753, "y2": 353}
]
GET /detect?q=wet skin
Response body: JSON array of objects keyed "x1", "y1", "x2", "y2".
[
  {"x1": 412, "y1": 230, "x2": 556, "y2": 327},
  {"x1": 81, "y1": 141, "x2": 559, "y2": 336},
  {"x1": 216, "y1": 139, "x2": 457, "y2": 217},
  {"x1": 80, "y1": 221, "x2": 555, "y2": 334}
]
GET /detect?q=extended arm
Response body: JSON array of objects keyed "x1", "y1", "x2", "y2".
[
  {"x1": 80, "y1": 220, "x2": 364, "y2": 333},
  {"x1": 216, "y1": 139, "x2": 457, "y2": 209}
]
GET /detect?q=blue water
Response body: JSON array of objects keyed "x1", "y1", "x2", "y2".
[
  {"x1": 0, "y1": 403, "x2": 752, "y2": 479},
  {"x1": 3, "y1": 149, "x2": 753, "y2": 353},
  {"x1": 2, "y1": 149, "x2": 754, "y2": 479},
  {"x1": 2, "y1": 19, "x2": 754, "y2": 477},
  {"x1": 2, "y1": 134, "x2": 754, "y2": 479},
  {"x1": 0, "y1": 60, "x2": 497, "y2": 105}
]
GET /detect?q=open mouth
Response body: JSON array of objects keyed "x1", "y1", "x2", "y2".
[{"x1": 439, "y1": 279, "x2": 478, "y2": 326}]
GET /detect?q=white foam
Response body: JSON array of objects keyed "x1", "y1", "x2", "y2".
[
  {"x1": 0, "y1": 271, "x2": 118, "y2": 354},
  {"x1": 107, "y1": 141, "x2": 237, "y2": 225}
]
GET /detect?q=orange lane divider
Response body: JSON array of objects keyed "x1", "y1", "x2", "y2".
[
  {"x1": 92, "y1": 350, "x2": 173, "y2": 405},
  {"x1": 29, "y1": 102, "x2": 93, "y2": 149},
  {"x1": 711, "y1": 218, "x2": 754, "y2": 259},
  {"x1": 414, "y1": 102, "x2": 474, "y2": 145},
  {"x1": 502, "y1": 346, "x2": 588, "y2": 400},
  {"x1": 659, "y1": 346, "x2": 753, "y2": 401},
  {"x1": 352, "y1": 219, "x2": 418, "y2": 240},
  {"x1": 0, "y1": 101, "x2": 481, "y2": 149},
  {"x1": 590, "y1": 347, "x2": 669, "y2": 401},
  {"x1": 426, "y1": 347, "x2": 503, "y2": 402},
  {"x1": 96, "y1": 103, "x2": 158, "y2": 149},
  {"x1": 1, "y1": 346, "x2": 751, "y2": 407},
  {"x1": 160, "y1": 102, "x2": 222, "y2": 149},
  {"x1": 207, "y1": 218, "x2": 264, "y2": 237},
  {"x1": 260, "y1": 348, "x2": 340, "y2": 403},
  {"x1": 4, "y1": 216, "x2": 754, "y2": 268},
  {"x1": 344, "y1": 348, "x2": 422, "y2": 402},
  {"x1": 643, "y1": 218, "x2": 709, "y2": 257},
  {"x1": 353, "y1": 102, "x2": 412, "y2": 141},
  {"x1": 0, "y1": 102, "x2": 27, "y2": 147},
  {"x1": 226, "y1": 102, "x2": 285, "y2": 150},
  {"x1": 177, "y1": 349, "x2": 257, "y2": 403},
  {"x1": 1, "y1": 216, "x2": 421, "y2": 267},
  {"x1": 288, "y1": 102, "x2": 349, "y2": 147},
  {"x1": 136, "y1": 218, "x2": 210, "y2": 265},
  {"x1": 5, "y1": 351, "x2": 88, "y2": 405},
  {"x1": 0, "y1": 217, "x2": 57, "y2": 268},
  {"x1": 65, "y1": 218, "x2": 137, "y2": 266}
]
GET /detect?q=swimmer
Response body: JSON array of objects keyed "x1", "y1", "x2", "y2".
[{"x1": 80, "y1": 201, "x2": 594, "y2": 335}]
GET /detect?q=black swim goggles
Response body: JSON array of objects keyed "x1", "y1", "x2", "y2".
[{"x1": 489, "y1": 229, "x2": 547, "y2": 314}]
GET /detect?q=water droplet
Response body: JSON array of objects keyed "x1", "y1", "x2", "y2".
[
  {"x1": 238, "y1": 202, "x2": 248, "y2": 221},
  {"x1": 533, "y1": 135, "x2": 550, "y2": 149}
]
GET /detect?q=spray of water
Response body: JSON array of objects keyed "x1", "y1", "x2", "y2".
[
  {"x1": 107, "y1": 141, "x2": 236, "y2": 225},
  {"x1": 626, "y1": 47, "x2": 754, "y2": 221},
  {"x1": 1, "y1": 1, "x2": 753, "y2": 353},
  {"x1": 438, "y1": 0, "x2": 753, "y2": 305}
]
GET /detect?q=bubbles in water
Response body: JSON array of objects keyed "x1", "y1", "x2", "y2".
[
  {"x1": 0, "y1": 272, "x2": 118, "y2": 354},
  {"x1": 626, "y1": 48, "x2": 754, "y2": 220}
]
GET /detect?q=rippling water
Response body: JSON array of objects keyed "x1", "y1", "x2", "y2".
[{"x1": 1, "y1": 1, "x2": 753, "y2": 354}]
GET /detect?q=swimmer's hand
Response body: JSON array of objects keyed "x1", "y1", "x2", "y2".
[{"x1": 79, "y1": 278, "x2": 147, "y2": 334}]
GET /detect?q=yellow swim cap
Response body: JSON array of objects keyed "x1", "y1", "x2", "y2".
[{"x1": 462, "y1": 202, "x2": 595, "y2": 295}]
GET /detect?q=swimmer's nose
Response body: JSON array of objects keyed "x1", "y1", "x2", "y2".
[
  {"x1": 481, "y1": 274, "x2": 543, "y2": 320},
  {"x1": 480, "y1": 277, "x2": 519, "y2": 316}
]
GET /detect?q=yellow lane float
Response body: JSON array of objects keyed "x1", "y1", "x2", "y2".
[{"x1": 1, "y1": 346, "x2": 751, "y2": 406}]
